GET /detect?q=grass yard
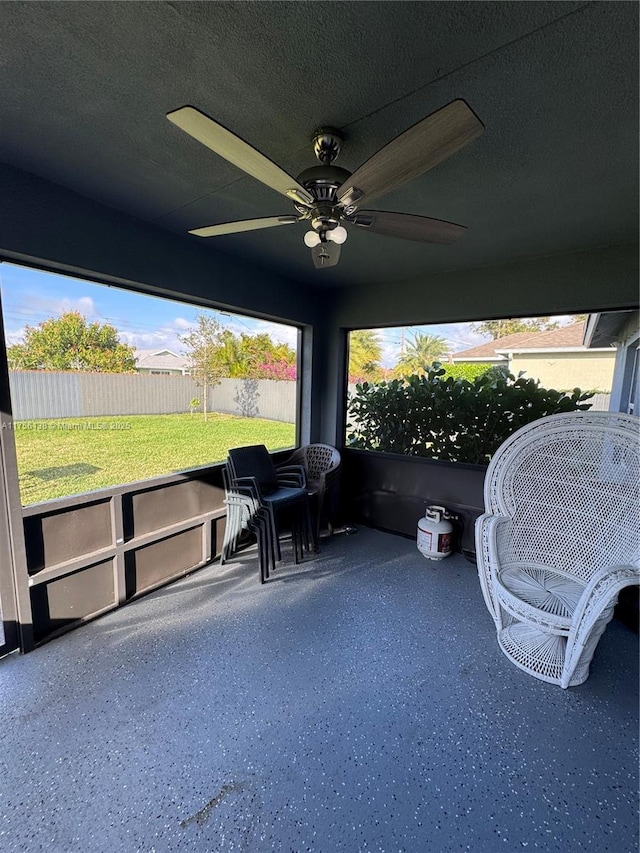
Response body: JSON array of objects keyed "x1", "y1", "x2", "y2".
[{"x1": 13, "y1": 413, "x2": 296, "y2": 505}]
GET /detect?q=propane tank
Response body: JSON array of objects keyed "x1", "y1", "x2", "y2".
[{"x1": 417, "y1": 506, "x2": 454, "y2": 561}]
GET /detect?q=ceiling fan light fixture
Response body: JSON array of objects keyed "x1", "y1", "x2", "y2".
[
  {"x1": 327, "y1": 225, "x2": 348, "y2": 244},
  {"x1": 304, "y1": 230, "x2": 321, "y2": 248}
]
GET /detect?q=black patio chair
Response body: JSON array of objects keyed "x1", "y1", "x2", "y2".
[{"x1": 226, "y1": 444, "x2": 313, "y2": 567}]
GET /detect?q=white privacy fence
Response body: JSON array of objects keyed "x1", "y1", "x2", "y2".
[
  {"x1": 8, "y1": 372, "x2": 609, "y2": 425},
  {"x1": 8, "y1": 372, "x2": 297, "y2": 424}
]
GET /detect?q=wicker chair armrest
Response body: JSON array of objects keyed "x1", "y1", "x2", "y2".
[
  {"x1": 569, "y1": 564, "x2": 640, "y2": 635},
  {"x1": 475, "y1": 513, "x2": 511, "y2": 625},
  {"x1": 563, "y1": 564, "x2": 640, "y2": 688}
]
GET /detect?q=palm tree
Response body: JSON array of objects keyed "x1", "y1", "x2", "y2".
[
  {"x1": 395, "y1": 331, "x2": 448, "y2": 376},
  {"x1": 349, "y1": 329, "x2": 383, "y2": 382}
]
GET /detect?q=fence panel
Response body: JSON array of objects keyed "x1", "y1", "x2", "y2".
[
  {"x1": 9, "y1": 372, "x2": 297, "y2": 423},
  {"x1": 78, "y1": 373, "x2": 202, "y2": 417},
  {"x1": 9, "y1": 372, "x2": 82, "y2": 420},
  {"x1": 213, "y1": 378, "x2": 296, "y2": 423},
  {"x1": 587, "y1": 393, "x2": 611, "y2": 411}
]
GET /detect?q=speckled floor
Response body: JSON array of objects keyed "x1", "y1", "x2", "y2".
[{"x1": 0, "y1": 528, "x2": 638, "y2": 853}]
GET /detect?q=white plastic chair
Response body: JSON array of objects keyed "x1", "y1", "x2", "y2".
[
  {"x1": 475, "y1": 411, "x2": 640, "y2": 688},
  {"x1": 285, "y1": 444, "x2": 341, "y2": 544}
]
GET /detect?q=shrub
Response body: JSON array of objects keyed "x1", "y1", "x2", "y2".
[
  {"x1": 347, "y1": 363, "x2": 593, "y2": 465},
  {"x1": 439, "y1": 362, "x2": 495, "y2": 382}
]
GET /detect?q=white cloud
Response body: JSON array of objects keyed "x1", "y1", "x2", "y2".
[
  {"x1": 2, "y1": 296, "x2": 100, "y2": 343},
  {"x1": 5, "y1": 326, "x2": 26, "y2": 346},
  {"x1": 173, "y1": 317, "x2": 193, "y2": 330},
  {"x1": 120, "y1": 326, "x2": 186, "y2": 354},
  {"x1": 435, "y1": 323, "x2": 488, "y2": 352},
  {"x1": 33, "y1": 295, "x2": 98, "y2": 319},
  {"x1": 251, "y1": 320, "x2": 298, "y2": 348},
  {"x1": 119, "y1": 317, "x2": 205, "y2": 353},
  {"x1": 381, "y1": 341, "x2": 400, "y2": 368}
]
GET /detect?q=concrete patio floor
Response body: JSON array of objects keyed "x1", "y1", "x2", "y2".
[{"x1": 1, "y1": 528, "x2": 638, "y2": 852}]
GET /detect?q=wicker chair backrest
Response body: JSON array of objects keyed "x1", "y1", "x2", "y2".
[{"x1": 484, "y1": 411, "x2": 639, "y2": 583}]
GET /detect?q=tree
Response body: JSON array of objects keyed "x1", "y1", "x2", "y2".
[
  {"x1": 394, "y1": 332, "x2": 448, "y2": 376},
  {"x1": 213, "y1": 330, "x2": 296, "y2": 379},
  {"x1": 349, "y1": 330, "x2": 383, "y2": 383},
  {"x1": 471, "y1": 317, "x2": 561, "y2": 340},
  {"x1": 236, "y1": 333, "x2": 296, "y2": 379},
  {"x1": 215, "y1": 329, "x2": 244, "y2": 378},
  {"x1": 6, "y1": 311, "x2": 136, "y2": 372},
  {"x1": 180, "y1": 314, "x2": 226, "y2": 422}
]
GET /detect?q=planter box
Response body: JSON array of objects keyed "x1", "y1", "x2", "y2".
[
  {"x1": 341, "y1": 448, "x2": 487, "y2": 557},
  {"x1": 340, "y1": 448, "x2": 637, "y2": 630}
]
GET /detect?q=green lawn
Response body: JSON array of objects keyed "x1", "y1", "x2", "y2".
[{"x1": 13, "y1": 413, "x2": 296, "y2": 505}]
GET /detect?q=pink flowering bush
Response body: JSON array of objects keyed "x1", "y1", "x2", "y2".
[{"x1": 256, "y1": 358, "x2": 297, "y2": 381}]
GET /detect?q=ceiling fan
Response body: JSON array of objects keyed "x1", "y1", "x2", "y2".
[{"x1": 167, "y1": 99, "x2": 484, "y2": 269}]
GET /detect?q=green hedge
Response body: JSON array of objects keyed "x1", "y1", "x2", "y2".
[
  {"x1": 439, "y1": 362, "x2": 494, "y2": 382},
  {"x1": 347, "y1": 364, "x2": 593, "y2": 465}
]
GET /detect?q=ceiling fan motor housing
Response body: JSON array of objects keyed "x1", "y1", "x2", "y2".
[{"x1": 295, "y1": 163, "x2": 353, "y2": 232}]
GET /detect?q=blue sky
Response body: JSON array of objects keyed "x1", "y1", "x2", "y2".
[
  {"x1": 0, "y1": 261, "x2": 298, "y2": 354},
  {"x1": 0, "y1": 261, "x2": 578, "y2": 368}
]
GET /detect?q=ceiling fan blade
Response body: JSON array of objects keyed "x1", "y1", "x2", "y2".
[
  {"x1": 337, "y1": 99, "x2": 484, "y2": 207},
  {"x1": 167, "y1": 106, "x2": 314, "y2": 206},
  {"x1": 189, "y1": 215, "x2": 299, "y2": 238},
  {"x1": 350, "y1": 211, "x2": 466, "y2": 244},
  {"x1": 311, "y1": 241, "x2": 341, "y2": 269}
]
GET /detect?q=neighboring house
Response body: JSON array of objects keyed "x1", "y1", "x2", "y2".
[
  {"x1": 451, "y1": 322, "x2": 616, "y2": 392},
  {"x1": 584, "y1": 310, "x2": 639, "y2": 415},
  {"x1": 134, "y1": 349, "x2": 190, "y2": 375}
]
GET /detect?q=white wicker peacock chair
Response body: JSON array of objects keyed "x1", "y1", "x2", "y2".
[{"x1": 475, "y1": 411, "x2": 640, "y2": 688}]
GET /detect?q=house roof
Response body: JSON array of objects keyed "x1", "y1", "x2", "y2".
[
  {"x1": 584, "y1": 310, "x2": 639, "y2": 348},
  {"x1": 453, "y1": 322, "x2": 588, "y2": 360},
  {"x1": 134, "y1": 349, "x2": 188, "y2": 370}
]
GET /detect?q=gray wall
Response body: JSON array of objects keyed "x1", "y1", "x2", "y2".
[
  {"x1": 212, "y1": 378, "x2": 296, "y2": 423},
  {"x1": 0, "y1": 161, "x2": 637, "y2": 449},
  {"x1": 0, "y1": 164, "x2": 322, "y2": 326},
  {"x1": 331, "y1": 244, "x2": 639, "y2": 328},
  {"x1": 9, "y1": 372, "x2": 297, "y2": 423}
]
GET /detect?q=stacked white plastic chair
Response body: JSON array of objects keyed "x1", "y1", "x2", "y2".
[
  {"x1": 286, "y1": 444, "x2": 341, "y2": 545},
  {"x1": 475, "y1": 411, "x2": 640, "y2": 688},
  {"x1": 221, "y1": 464, "x2": 276, "y2": 583}
]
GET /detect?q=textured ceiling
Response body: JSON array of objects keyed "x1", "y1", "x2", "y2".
[{"x1": 0, "y1": 1, "x2": 637, "y2": 288}]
